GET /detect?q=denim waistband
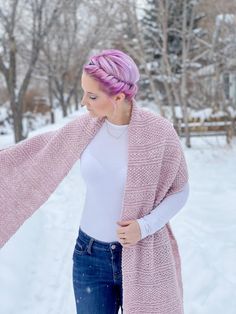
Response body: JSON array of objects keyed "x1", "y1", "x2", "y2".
[{"x1": 78, "y1": 226, "x2": 122, "y2": 252}]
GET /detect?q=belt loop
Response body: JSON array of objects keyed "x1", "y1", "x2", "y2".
[{"x1": 87, "y1": 238, "x2": 94, "y2": 255}]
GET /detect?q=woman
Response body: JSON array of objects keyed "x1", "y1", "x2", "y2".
[{"x1": 0, "y1": 49, "x2": 189, "y2": 314}]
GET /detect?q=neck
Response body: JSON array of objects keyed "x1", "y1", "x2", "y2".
[{"x1": 105, "y1": 101, "x2": 133, "y2": 125}]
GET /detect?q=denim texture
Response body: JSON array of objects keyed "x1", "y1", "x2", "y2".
[{"x1": 72, "y1": 227, "x2": 123, "y2": 314}]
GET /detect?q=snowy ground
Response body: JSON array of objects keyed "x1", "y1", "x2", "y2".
[{"x1": 0, "y1": 108, "x2": 236, "y2": 314}]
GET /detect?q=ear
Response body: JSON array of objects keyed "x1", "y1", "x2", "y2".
[{"x1": 114, "y1": 92, "x2": 126, "y2": 103}]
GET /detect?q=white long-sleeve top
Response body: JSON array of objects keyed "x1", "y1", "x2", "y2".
[{"x1": 79, "y1": 118, "x2": 189, "y2": 242}]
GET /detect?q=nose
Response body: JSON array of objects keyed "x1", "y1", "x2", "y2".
[
  {"x1": 80, "y1": 101, "x2": 90, "y2": 111},
  {"x1": 80, "y1": 95, "x2": 87, "y2": 107},
  {"x1": 81, "y1": 95, "x2": 85, "y2": 105}
]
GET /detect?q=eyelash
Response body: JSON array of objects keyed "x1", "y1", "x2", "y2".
[{"x1": 81, "y1": 90, "x2": 96, "y2": 100}]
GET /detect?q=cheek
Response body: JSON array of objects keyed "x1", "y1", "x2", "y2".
[{"x1": 95, "y1": 99, "x2": 111, "y2": 111}]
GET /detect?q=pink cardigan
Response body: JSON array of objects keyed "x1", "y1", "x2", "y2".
[{"x1": 0, "y1": 100, "x2": 189, "y2": 313}]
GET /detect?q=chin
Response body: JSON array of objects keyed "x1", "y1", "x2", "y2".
[
  {"x1": 88, "y1": 110, "x2": 105, "y2": 120},
  {"x1": 88, "y1": 110, "x2": 98, "y2": 117}
]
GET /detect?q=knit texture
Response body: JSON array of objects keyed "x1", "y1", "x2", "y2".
[{"x1": 0, "y1": 100, "x2": 188, "y2": 313}]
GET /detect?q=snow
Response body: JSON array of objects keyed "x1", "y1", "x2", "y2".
[
  {"x1": 0, "y1": 105, "x2": 236, "y2": 314},
  {"x1": 196, "y1": 63, "x2": 215, "y2": 77},
  {"x1": 159, "y1": 105, "x2": 236, "y2": 121},
  {"x1": 216, "y1": 14, "x2": 236, "y2": 26}
]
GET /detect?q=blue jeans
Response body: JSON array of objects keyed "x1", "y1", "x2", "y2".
[{"x1": 72, "y1": 227, "x2": 123, "y2": 314}]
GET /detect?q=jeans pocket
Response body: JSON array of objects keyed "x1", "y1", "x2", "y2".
[{"x1": 73, "y1": 237, "x2": 88, "y2": 256}]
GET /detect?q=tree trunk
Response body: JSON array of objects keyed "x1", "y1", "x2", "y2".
[{"x1": 12, "y1": 102, "x2": 26, "y2": 142}]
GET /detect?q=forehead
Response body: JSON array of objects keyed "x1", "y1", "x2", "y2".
[{"x1": 81, "y1": 72, "x2": 101, "y2": 93}]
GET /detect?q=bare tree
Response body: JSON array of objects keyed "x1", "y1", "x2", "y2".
[
  {"x1": 35, "y1": 0, "x2": 126, "y2": 120},
  {"x1": 39, "y1": 0, "x2": 81, "y2": 119},
  {"x1": 117, "y1": 0, "x2": 212, "y2": 147},
  {"x1": 115, "y1": 0, "x2": 165, "y2": 115},
  {"x1": 0, "y1": 0, "x2": 64, "y2": 143}
]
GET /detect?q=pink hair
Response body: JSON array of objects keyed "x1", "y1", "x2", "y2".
[{"x1": 83, "y1": 49, "x2": 140, "y2": 102}]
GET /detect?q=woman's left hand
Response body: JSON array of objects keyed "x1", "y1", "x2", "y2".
[{"x1": 116, "y1": 220, "x2": 142, "y2": 248}]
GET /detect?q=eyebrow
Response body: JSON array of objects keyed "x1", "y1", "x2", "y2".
[{"x1": 81, "y1": 85, "x2": 97, "y2": 95}]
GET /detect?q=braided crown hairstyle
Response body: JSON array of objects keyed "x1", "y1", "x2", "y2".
[{"x1": 83, "y1": 49, "x2": 140, "y2": 102}]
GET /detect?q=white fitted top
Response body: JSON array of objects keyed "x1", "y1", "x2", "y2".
[{"x1": 79, "y1": 118, "x2": 189, "y2": 242}]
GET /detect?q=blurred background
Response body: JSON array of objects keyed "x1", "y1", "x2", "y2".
[
  {"x1": 0, "y1": 1, "x2": 236, "y2": 314},
  {"x1": 0, "y1": 0, "x2": 236, "y2": 147}
]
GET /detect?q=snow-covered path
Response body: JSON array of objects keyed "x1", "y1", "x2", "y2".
[{"x1": 0, "y1": 112, "x2": 236, "y2": 314}]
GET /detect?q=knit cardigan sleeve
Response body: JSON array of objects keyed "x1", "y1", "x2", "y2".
[
  {"x1": 0, "y1": 113, "x2": 89, "y2": 248},
  {"x1": 0, "y1": 130, "x2": 57, "y2": 246}
]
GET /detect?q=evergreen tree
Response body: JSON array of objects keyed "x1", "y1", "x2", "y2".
[{"x1": 140, "y1": 0, "x2": 205, "y2": 105}]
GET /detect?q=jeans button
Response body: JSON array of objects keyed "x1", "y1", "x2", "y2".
[{"x1": 111, "y1": 244, "x2": 116, "y2": 249}]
